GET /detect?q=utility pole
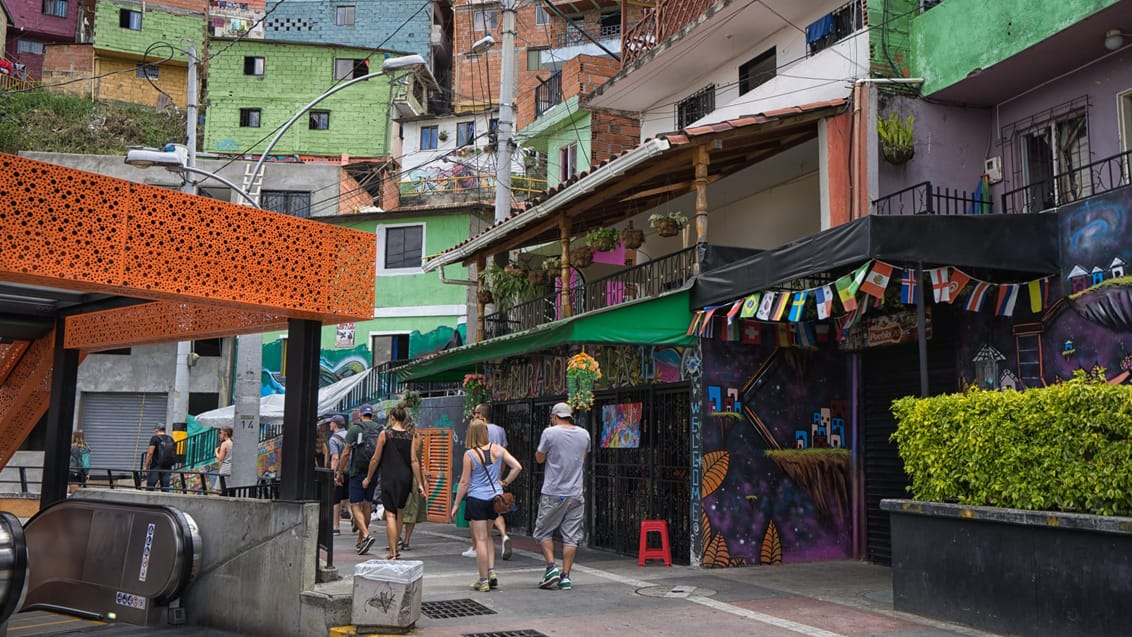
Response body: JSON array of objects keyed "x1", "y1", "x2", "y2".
[
  {"x1": 493, "y1": 0, "x2": 518, "y2": 223},
  {"x1": 168, "y1": 45, "x2": 197, "y2": 441}
]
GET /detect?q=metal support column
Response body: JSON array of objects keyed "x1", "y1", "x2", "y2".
[
  {"x1": 915, "y1": 262, "x2": 929, "y2": 397},
  {"x1": 41, "y1": 321, "x2": 78, "y2": 507},
  {"x1": 279, "y1": 319, "x2": 321, "y2": 501}
]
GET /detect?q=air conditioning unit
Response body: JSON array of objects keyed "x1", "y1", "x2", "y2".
[
  {"x1": 984, "y1": 156, "x2": 1003, "y2": 184},
  {"x1": 392, "y1": 78, "x2": 426, "y2": 118}
]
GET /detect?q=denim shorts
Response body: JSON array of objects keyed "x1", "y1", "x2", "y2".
[{"x1": 348, "y1": 474, "x2": 377, "y2": 504}]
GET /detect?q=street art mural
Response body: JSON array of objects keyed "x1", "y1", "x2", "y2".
[
  {"x1": 699, "y1": 330, "x2": 851, "y2": 567},
  {"x1": 487, "y1": 344, "x2": 691, "y2": 401}
]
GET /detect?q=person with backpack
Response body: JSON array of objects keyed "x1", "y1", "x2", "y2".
[
  {"x1": 336, "y1": 404, "x2": 381, "y2": 555},
  {"x1": 69, "y1": 430, "x2": 91, "y2": 493},
  {"x1": 144, "y1": 424, "x2": 177, "y2": 492},
  {"x1": 326, "y1": 415, "x2": 349, "y2": 534}
]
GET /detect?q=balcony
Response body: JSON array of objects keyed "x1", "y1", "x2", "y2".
[
  {"x1": 1000, "y1": 149, "x2": 1132, "y2": 215},
  {"x1": 484, "y1": 247, "x2": 695, "y2": 338},
  {"x1": 398, "y1": 174, "x2": 546, "y2": 207},
  {"x1": 871, "y1": 181, "x2": 992, "y2": 216},
  {"x1": 556, "y1": 24, "x2": 621, "y2": 49},
  {"x1": 621, "y1": 0, "x2": 716, "y2": 68},
  {"x1": 805, "y1": 0, "x2": 863, "y2": 57},
  {"x1": 535, "y1": 72, "x2": 563, "y2": 118}
]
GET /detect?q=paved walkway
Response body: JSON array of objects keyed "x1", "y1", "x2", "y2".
[{"x1": 323, "y1": 520, "x2": 1005, "y2": 637}]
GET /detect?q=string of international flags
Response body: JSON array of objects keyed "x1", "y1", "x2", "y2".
[{"x1": 688, "y1": 260, "x2": 1056, "y2": 340}]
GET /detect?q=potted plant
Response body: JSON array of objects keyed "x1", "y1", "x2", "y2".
[
  {"x1": 480, "y1": 262, "x2": 535, "y2": 310},
  {"x1": 438, "y1": 130, "x2": 449, "y2": 142},
  {"x1": 586, "y1": 227, "x2": 620, "y2": 252},
  {"x1": 462, "y1": 373, "x2": 489, "y2": 418},
  {"x1": 877, "y1": 112, "x2": 915, "y2": 164},
  {"x1": 649, "y1": 212, "x2": 688, "y2": 237},
  {"x1": 543, "y1": 256, "x2": 563, "y2": 272},
  {"x1": 476, "y1": 287, "x2": 494, "y2": 305},
  {"x1": 528, "y1": 267, "x2": 548, "y2": 286},
  {"x1": 884, "y1": 370, "x2": 1132, "y2": 636},
  {"x1": 621, "y1": 221, "x2": 645, "y2": 249},
  {"x1": 569, "y1": 245, "x2": 594, "y2": 268}
]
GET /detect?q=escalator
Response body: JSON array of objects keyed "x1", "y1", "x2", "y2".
[{"x1": 0, "y1": 501, "x2": 200, "y2": 630}]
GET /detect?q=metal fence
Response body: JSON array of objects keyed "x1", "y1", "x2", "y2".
[
  {"x1": 536, "y1": 72, "x2": 563, "y2": 118},
  {"x1": 872, "y1": 181, "x2": 993, "y2": 215},
  {"x1": 1000, "y1": 149, "x2": 1132, "y2": 214}
]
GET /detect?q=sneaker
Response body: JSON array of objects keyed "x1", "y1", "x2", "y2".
[
  {"x1": 488, "y1": 569, "x2": 498, "y2": 589},
  {"x1": 470, "y1": 579, "x2": 490, "y2": 592},
  {"x1": 461, "y1": 547, "x2": 477, "y2": 558},
  {"x1": 501, "y1": 536, "x2": 512, "y2": 561},
  {"x1": 558, "y1": 575, "x2": 572, "y2": 590},
  {"x1": 331, "y1": 529, "x2": 341, "y2": 535},
  {"x1": 357, "y1": 535, "x2": 376, "y2": 555},
  {"x1": 538, "y1": 566, "x2": 561, "y2": 590}
]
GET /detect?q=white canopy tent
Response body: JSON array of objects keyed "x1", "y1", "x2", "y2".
[{"x1": 194, "y1": 372, "x2": 369, "y2": 428}]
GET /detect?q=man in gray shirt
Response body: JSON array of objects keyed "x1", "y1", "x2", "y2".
[{"x1": 533, "y1": 402, "x2": 591, "y2": 591}]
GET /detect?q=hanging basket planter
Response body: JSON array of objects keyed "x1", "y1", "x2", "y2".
[
  {"x1": 476, "y1": 288, "x2": 494, "y2": 304},
  {"x1": 566, "y1": 351, "x2": 601, "y2": 412},
  {"x1": 649, "y1": 212, "x2": 688, "y2": 238},
  {"x1": 528, "y1": 268, "x2": 548, "y2": 286},
  {"x1": 463, "y1": 373, "x2": 490, "y2": 418},
  {"x1": 621, "y1": 222, "x2": 645, "y2": 249},
  {"x1": 570, "y1": 245, "x2": 594, "y2": 268},
  {"x1": 586, "y1": 227, "x2": 620, "y2": 252},
  {"x1": 882, "y1": 145, "x2": 915, "y2": 165}
]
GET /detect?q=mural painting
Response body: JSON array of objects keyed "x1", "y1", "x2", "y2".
[
  {"x1": 699, "y1": 329, "x2": 851, "y2": 567},
  {"x1": 599, "y1": 402, "x2": 643, "y2": 449},
  {"x1": 487, "y1": 344, "x2": 690, "y2": 401}
]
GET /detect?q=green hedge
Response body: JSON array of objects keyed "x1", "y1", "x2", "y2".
[{"x1": 891, "y1": 371, "x2": 1132, "y2": 515}]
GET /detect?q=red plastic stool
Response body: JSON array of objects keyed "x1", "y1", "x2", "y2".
[{"x1": 638, "y1": 519, "x2": 672, "y2": 567}]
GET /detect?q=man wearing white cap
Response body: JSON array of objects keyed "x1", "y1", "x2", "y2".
[{"x1": 533, "y1": 402, "x2": 591, "y2": 591}]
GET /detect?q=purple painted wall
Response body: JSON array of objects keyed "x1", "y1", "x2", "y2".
[
  {"x1": 699, "y1": 330, "x2": 852, "y2": 566},
  {"x1": 4, "y1": 0, "x2": 78, "y2": 78}
]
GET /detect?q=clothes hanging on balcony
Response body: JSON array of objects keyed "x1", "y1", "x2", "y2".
[{"x1": 806, "y1": 14, "x2": 835, "y2": 47}]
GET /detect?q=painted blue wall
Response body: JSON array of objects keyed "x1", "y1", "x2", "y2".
[{"x1": 263, "y1": 0, "x2": 434, "y2": 59}]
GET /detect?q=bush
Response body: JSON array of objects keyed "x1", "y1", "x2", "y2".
[{"x1": 891, "y1": 370, "x2": 1132, "y2": 515}]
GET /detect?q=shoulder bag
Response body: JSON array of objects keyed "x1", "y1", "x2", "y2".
[{"x1": 474, "y1": 446, "x2": 516, "y2": 514}]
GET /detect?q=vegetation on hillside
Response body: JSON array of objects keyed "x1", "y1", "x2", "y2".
[{"x1": 0, "y1": 91, "x2": 187, "y2": 155}]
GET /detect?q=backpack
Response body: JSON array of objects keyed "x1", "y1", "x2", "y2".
[
  {"x1": 70, "y1": 446, "x2": 91, "y2": 471},
  {"x1": 352, "y1": 423, "x2": 380, "y2": 471},
  {"x1": 155, "y1": 435, "x2": 176, "y2": 468}
]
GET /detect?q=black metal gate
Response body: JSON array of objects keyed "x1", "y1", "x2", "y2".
[
  {"x1": 493, "y1": 383, "x2": 692, "y2": 564},
  {"x1": 861, "y1": 305, "x2": 958, "y2": 564}
]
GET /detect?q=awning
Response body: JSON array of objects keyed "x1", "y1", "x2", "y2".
[
  {"x1": 691, "y1": 214, "x2": 1061, "y2": 308},
  {"x1": 398, "y1": 288, "x2": 696, "y2": 382}
]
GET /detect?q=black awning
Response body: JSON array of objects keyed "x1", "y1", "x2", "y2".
[{"x1": 692, "y1": 213, "x2": 1061, "y2": 308}]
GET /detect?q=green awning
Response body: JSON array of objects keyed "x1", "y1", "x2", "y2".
[{"x1": 398, "y1": 288, "x2": 696, "y2": 382}]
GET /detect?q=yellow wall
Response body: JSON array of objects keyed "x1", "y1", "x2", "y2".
[{"x1": 95, "y1": 55, "x2": 189, "y2": 110}]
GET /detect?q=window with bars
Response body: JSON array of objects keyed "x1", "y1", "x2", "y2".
[
  {"x1": 239, "y1": 108, "x2": 261, "y2": 128},
  {"x1": 335, "y1": 5, "x2": 356, "y2": 26},
  {"x1": 676, "y1": 84, "x2": 715, "y2": 129},
  {"x1": 1017, "y1": 112, "x2": 1090, "y2": 211},
  {"x1": 42, "y1": 0, "x2": 66, "y2": 17},
  {"x1": 261, "y1": 191, "x2": 312, "y2": 218},
  {"x1": 383, "y1": 225, "x2": 424, "y2": 270},
  {"x1": 119, "y1": 8, "x2": 142, "y2": 30},
  {"x1": 244, "y1": 56, "x2": 264, "y2": 76},
  {"x1": 135, "y1": 64, "x2": 159, "y2": 79}
]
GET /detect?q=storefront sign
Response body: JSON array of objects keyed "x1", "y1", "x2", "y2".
[{"x1": 839, "y1": 309, "x2": 931, "y2": 352}]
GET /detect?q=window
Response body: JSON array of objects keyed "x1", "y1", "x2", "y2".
[
  {"x1": 192, "y1": 339, "x2": 223, "y2": 357},
  {"x1": 739, "y1": 47, "x2": 775, "y2": 95},
  {"x1": 473, "y1": 9, "x2": 498, "y2": 31},
  {"x1": 805, "y1": 1, "x2": 862, "y2": 56},
  {"x1": 559, "y1": 143, "x2": 577, "y2": 183},
  {"x1": 390, "y1": 334, "x2": 410, "y2": 361},
  {"x1": 599, "y1": 12, "x2": 621, "y2": 37},
  {"x1": 309, "y1": 110, "x2": 330, "y2": 130},
  {"x1": 261, "y1": 190, "x2": 312, "y2": 218},
  {"x1": 334, "y1": 58, "x2": 368, "y2": 80},
  {"x1": 420, "y1": 126, "x2": 438, "y2": 150},
  {"x1": 1018, "y1": 112, "x2": 1090, "y2": 211},
  {"x1": 676, "y1": 84, "x2": 715, "y2": 129},
  {"x1": 244, "y1": 56, "x2": 264, "y2": 76},
  {"x1": 535, "y1": 5, "x2": 549, "y2": 25},
  {"x1": 456, "y1": 121, "x2": 475, "y2": 147},
  {"x1": 383, "y1": 225, "x2": 424, "y2": 270},
  {"x1": 42, "y1": 0, "x2": 67, "y2": 17},
  {"x1": 526, "y1": 47, "x2": 547, "y2": 71},
  {"x1": 239, "y1": 108, "x2": 261, "y2": 128},
  {"x1": 335, "y1": 5, "x2": 356, "y2": 26},
  {"x1": 135, "y1": 64, "x2": 159, "y2": 79},
  {"x1": 119, "y1": 8, "x2": 142, "y2": 30},
  {"x1": 17, "y1": 40, "x2": 45, "y2": 55}
]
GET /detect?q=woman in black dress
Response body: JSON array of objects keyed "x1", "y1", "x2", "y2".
[{"x1": 362, "y1": 405, "x2": 426, "y2": 559}]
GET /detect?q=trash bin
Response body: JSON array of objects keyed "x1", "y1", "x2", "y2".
[
  {"x1": 455, "y1": 497, "x2": 469, "y2": 529},
  {"x1": 352, "y1": 559, "x2": 423, "y2": 630}
]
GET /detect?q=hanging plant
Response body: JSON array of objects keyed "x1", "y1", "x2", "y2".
[
  {"x1": 476, "y1": 287, "x2": 494, "y2": 304},
  {"x1": 649, "y1": 212, "x2": 688, "y2": 237},
  {"x1": 586, "y1": 227, "x2": 620, "y2": 252},
  {"x1": 566, "y1": 351, "x2": 601, "y2": 411},
  {"x1": 543, "y1": 256, "x2": 563, "y2": 271},
  {"x1": 401, "y1": 390, "x2": 422, "y2": 421},
  {"x1": 878, "y1": 112, "x2": 915, "y2": 164},
  {"x1": 621, "y1": 221, "x2": 645, "y2": 249},
  {"x1": 463, "y1": 373, "x2": 489, "y2": 418},
  {"x1": 528, "y1": 267, "x2": 549, "y2": 286},
  {"x1": 570, "y1": 245, "x2": 594, "y2": 268}
]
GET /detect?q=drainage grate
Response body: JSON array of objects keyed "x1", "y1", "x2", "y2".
[
  {"x1": 463, "y1": 631, "x2": 549, "y2": 637},
  {"x1": 421, "y1": 598, "x2": 497, "y2": 619}
]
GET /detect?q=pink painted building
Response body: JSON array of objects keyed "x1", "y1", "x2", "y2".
[{"x1": 4, "y1": 0, "x2": 79, "y2": 79}]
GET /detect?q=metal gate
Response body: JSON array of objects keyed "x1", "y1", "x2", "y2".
[
  {"x1": 861, "y1": 306, "x2": 958, "y2": 564},
  {"x1": 77, "y1": 392, "x2": 168, "y2": 471},
  {"x1": 590, "y1": 383, "x2": 691, "y2": 564}
]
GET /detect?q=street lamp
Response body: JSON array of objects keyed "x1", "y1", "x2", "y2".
[{"x1": 125, "y1": 144, "x2": 262, "y2": 208}]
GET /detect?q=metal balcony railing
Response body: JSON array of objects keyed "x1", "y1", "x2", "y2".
[
  {"x1": 484, "y1": 247, "x2": 696, "y2": 338},
  {"x1": 536, "y1": 72, "x2": 563, "y2": 118},
  {"x1": 1000, "y1": 149, "x2": 1132, "y2": 214},
  {"x1": 399, "y1": 174, "x2": 546, "y2": 200},
  {"x1": 872, "y1": 181, "x2": 993, "y2": 216},
  {"x1": 557, "y1": 24, "x2": 621, "y2": 48}
]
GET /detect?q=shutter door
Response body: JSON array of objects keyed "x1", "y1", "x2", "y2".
[
  {"x1": 79, "y1": 392, "x2": 168, "y2": 472},
  {"x1": 861, "y1": 306, "x2": 958, "y2": 565},
  {"x1": 420, "y1": 428, "x2": 452, "y2": 523}
]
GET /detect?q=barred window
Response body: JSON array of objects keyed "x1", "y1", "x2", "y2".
[{"x1": 676, "y1": 84, "x2": 715, "y2": 129}]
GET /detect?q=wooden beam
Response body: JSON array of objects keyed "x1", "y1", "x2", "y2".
[{"x1": 620, "y1": 174, "x2": 721, "y2": 202}]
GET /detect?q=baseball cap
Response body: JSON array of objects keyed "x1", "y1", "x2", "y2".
[
  {"x1": 330, "y1": 415, "x2": 345, "y2": 426},
  {"x1": 360, "y1": 403, "x2": 374, "y2": 415},
  {"x1": 551, "y1": 402, "x2": 573, "y2": 419}
]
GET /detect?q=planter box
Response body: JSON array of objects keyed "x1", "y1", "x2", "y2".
[{"x1": 882, "y1": 499, "x2": 1132, "y2": 637}]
